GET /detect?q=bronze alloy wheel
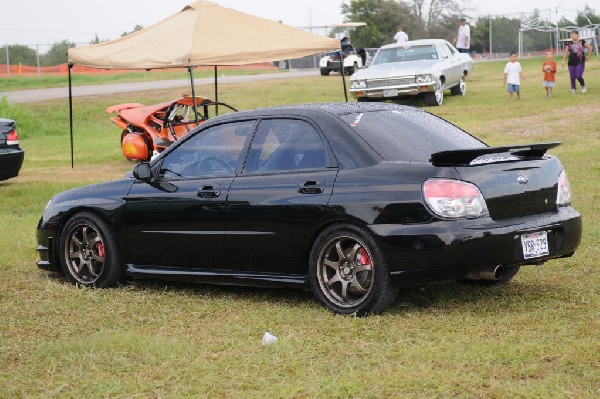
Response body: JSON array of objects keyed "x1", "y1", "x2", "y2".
[
  {"x1": 63, "y1": 220, "x2": 106, "y2": 284},
  {"x1": 316, "y1": 234, "x2": 375, "y2": 308},
  {"x1": 59, "y1": 212, "x2": 125, "y2": 287}
]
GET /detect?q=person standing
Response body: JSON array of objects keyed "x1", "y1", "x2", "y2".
[
  {"x1": 542, "y1": 50, "x2": 557, "y2": 99},
  {"x1": 454, "y1": 18, "x2": 470, "y2": 53},
  {"x1": 504, "y1": 52, "x2": 524, "y2": 100},
  {"x1": 562, "y1": 30, "x2": 593, "y2": 94},
  {"x1": 394, "y1": 27, "x2": 409, "y2": 44}
]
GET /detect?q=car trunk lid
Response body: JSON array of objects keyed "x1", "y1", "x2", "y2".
[
  {"x1": 431, "y1": 143, "x2": 562, "y2": 220},
  {"x1": 0, "y1": 119, "x2": 17, "y2": 147}
]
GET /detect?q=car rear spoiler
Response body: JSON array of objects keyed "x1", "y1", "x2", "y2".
[{"x1": 430, "y1": 142, "x2": 561, "y2": 166}]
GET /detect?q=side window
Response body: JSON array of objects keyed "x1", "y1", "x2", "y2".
[
  {"x1": 159, "y1": 120, "x2": 255, "y2": 178},
  {"x1": 244, "y1": 119, "x2": 327, "y2": 173},
  {"x1": 444, "y1": 44, "x2": 455, "y2": 58}
]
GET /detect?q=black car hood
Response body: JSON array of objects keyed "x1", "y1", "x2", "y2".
[{"x1": 52, "y1": 178, "x2": 135, "y2": 206}]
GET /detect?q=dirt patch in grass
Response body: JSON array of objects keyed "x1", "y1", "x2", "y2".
[{"x1": 17, "y1": 162, "x2": 131, "y2": 184}]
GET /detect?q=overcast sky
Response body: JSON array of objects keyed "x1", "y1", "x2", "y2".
[{"x1": 0, "y1": 0, "x2": 593, "y2": 46}]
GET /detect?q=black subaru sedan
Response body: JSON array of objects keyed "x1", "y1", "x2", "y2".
[
  {"x1": 36, "y1": 103, "x2": 582, "y2": 315},
  {"x1": 0, "y1": 118, "x2": 24, "y2": 181}
]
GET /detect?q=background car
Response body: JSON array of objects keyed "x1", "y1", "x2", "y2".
[
  {"x1": 319, "y1": 45, "x2": 377, "y2": 75},
  {"x1": 0, "y1": 118, "x2": 24, "y2": 181},
  {"x1": 37, "y1": 103, "x2": 581, "y2": 316},
  {"x1": 107, "y1": 95, "x2": 237, "y2": 162},
  {"x1": 350, "y1": 39, "x2": 473, "y2": 106}
]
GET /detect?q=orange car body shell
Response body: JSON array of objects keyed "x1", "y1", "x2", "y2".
[{"x1": 107, "y1": 96, "x2": 212, "y2": 161}]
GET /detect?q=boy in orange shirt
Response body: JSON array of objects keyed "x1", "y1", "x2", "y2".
[{"x1": 542, "y1": 50, "x2": 557, "y2": 99}]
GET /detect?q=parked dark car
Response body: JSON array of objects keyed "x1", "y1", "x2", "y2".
[
  {"x1": 0, "y1": 118, "x2": 24, "y2": 181},
  {"x1": 36, "y1": 103, "x2": 582, "y2": 316}
]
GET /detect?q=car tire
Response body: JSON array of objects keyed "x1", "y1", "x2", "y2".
[
  {"x1": 320, "y1": 68, "x2": 330, "y2": 76},
  {"x1": 59, "y1": 212, "x2": 125, "y2": 288},
  {"x1": 346, "y1": 62, "x2": 358, "y2": 75},
  {"x1": 357, "y1": 97, "x2": 373, "y2": 103},
  {"x1": 450, "y1": 76, "x2": 467, "y2": 96},
  {"x1": 423, "y1": 80, "x2": 444, "y2": 106},
  {"x1": 309, "y1": 224, "x2": 399, "y2": 316}
]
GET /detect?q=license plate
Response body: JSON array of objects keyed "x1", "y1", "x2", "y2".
[
  {"x1": 383, "y1": 89, "x2": 398, "y2": 97},
  {"x1": 521, "y1": 231, "x2": 549, "y2": 259}
]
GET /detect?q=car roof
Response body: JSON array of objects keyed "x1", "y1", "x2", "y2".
[
  {"x1": 380, "y1": 39, "x2": 449, "y2": 50},
  {"x1": 206, "y1": 102, "x2": 421, "y2": 122},
  {"x1": 191, "y1": 103, "x2": 430, "y2": 170}
]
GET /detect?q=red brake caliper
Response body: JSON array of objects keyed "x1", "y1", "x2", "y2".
[
  {"x1": 96, "y1": 242, "x2": 105, "y2": 258},
  {"x1": 356, "y1": 247, "x2": 371, "y2": 266}
]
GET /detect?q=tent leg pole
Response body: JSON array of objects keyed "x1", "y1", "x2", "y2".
[
  {"x1": 214, "y1": 66, "x2": 219, "y2": 116},
  {"x1": 68, "y1": 63, "x2": 74, "y2": 168},
  {"x1": 189, "y1": 66, "x2": 199, "y2": 123},
  {"x1": 340, "y1": 51, "x2": 348, "y2": 102}
]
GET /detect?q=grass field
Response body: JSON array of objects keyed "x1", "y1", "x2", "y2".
[{"x1": 1, "y1": 57, "x2": 599, "y2": 398}]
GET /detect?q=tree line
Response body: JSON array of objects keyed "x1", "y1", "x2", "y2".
[
  {"x1": 2, "y1": 2, "x2": 598, "y2": 67},
  {"x1": 341, "y1": 0, "x2": 599, "y2": 53},
  {"x1": 1, "y1": 25, "x2": 143, "y2": 67}
]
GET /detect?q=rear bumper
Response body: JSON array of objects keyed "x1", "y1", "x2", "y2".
[
  {"x1": 369, "y1": 206, "x2": 582, "y2": 283},
  {"x1": 0, "y1": 148, "x2": 24, "y2": 180}
]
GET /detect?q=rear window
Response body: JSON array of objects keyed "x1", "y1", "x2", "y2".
[{"x1": 339, "y1": 109, "x2": 486, "y2": 162}]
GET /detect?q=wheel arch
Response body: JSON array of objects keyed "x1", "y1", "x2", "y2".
[
  {"x1": 301, "y1": 217, "x2": 375, "y2": 277},
  {"x1": 51, "y1": 207, "x2": 125, "y2": 273}
]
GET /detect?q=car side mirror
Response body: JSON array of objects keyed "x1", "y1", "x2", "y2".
[{"x1": 133, "y1": 162, "x2": 153, "y2": 182}]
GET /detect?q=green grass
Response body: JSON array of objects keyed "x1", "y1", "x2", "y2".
[{"x1": 0, "y1": 58, "x2": 599, "y2": 398}]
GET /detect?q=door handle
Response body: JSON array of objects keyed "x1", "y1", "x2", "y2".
[
  {"x1": 197, "y1": 184, "x2": 221, "y2": 198},
  {"x1": 298, "y1": 180, "x2": 324, "y2": 194}
]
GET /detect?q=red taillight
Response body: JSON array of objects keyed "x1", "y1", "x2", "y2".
[
  {"x1": 423, "y1": 179, "x2": 480, "y2": 198},
  {"x1": 423, "y1": 179, "x2": 489, "y2": 219},
  {"x1": 6, "y1": 129, "x2": 19, "y2": 145}
]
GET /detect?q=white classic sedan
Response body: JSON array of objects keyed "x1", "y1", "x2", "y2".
[{"x1": 350, "y1": 39, "x2": 473, "y2": 106}]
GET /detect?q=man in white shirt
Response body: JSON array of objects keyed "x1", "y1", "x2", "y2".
[
  {"x1": 394, "y1": 27, "x2": 409, "y2": 44},
  {"x1": 454, "y1": 18, "x2": 470, "y2": 53}
]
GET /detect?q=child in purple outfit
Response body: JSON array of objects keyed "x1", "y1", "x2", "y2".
[{"x1": 562, "y1": 30, "x2": 593, "y2": 94}]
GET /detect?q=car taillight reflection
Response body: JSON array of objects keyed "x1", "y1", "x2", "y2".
[
  {"x1": 556, "y1": 170, "x2": 572, "y2": 206},
  {"x1": 423, "y1": 179, "x2": 489, "y2": 219}
]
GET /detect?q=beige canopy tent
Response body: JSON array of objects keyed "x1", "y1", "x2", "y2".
[
  {"x1": 65, "y1": 0, "x2": 340, "y2": 166},
  {"x1": 68, "y1": 0, "x2": 339, "y2": 68}
]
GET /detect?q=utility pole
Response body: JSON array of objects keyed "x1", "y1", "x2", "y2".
[
  {"x1": 489, "y1": 17, "x2": 493, "y2": 59},
  {"x1": 5, "y1": 45, "x2": 9, "y2": 79}
]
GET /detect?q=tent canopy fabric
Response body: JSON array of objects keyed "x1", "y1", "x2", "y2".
[{"x1": 68, "y1": 0, "x2": 339, "y2": 69}]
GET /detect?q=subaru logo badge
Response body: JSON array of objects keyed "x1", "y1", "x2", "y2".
[{"x1": 517, "y1": 175, "x2": 529, "y2": 184}]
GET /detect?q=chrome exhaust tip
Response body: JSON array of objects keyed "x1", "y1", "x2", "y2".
[{"x1": 468, "y1": 265, "x2": 504, "y2": 281}]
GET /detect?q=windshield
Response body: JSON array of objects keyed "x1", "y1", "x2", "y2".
[{"x1": 372, "y1": 45, "x2": 438, "y2": 66}]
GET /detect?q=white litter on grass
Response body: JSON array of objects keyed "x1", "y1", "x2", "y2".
[{"x1": 261, "y1": 331, "x2": 278, "y2": 346}]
